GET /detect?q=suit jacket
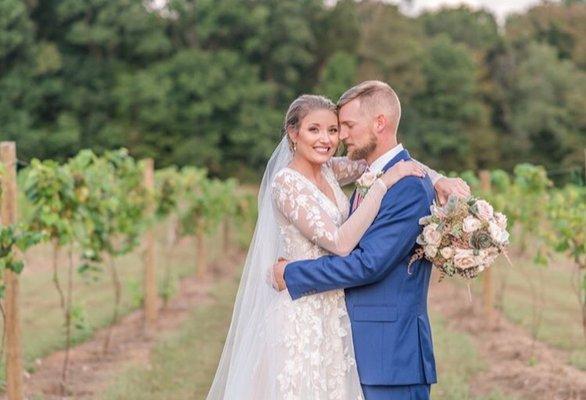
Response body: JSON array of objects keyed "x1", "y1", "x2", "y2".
[{"x1": 284, "y1": 149, "x2": 437, "y2": 386}]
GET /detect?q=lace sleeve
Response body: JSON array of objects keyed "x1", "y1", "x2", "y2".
[
  {"x1": 412, "y1": 158, "x2": 443, "y2": 185},
  {"x1": 272, "y1": 169, "x2": 387, "y2": 256},
  {"x1": 328, "y1": 157, "x2": 368, "y2": 186}
]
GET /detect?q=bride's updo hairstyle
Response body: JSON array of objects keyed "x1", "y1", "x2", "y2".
[{"x1": 283, "y1": 94, "x2": 337, "y2": 152}]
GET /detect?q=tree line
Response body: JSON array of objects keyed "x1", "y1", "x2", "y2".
[{"x1": 1, "y1": 0, "x2": 585, "y2": 180}]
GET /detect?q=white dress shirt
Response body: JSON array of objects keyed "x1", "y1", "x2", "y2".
[
  {"x1": 368, "y1": 143, "x2": 442, "y2": 185},
  {"x1": 369, "y1": 144, "x2": 405, "y2": 174}
]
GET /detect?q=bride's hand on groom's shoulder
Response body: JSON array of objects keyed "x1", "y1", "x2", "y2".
[
  {"x1": 381, "y1": 160, "x2": 426, "y2": 188},
  {"x1": 434, "y1": 177, "x2": 471, "y2": 205}
]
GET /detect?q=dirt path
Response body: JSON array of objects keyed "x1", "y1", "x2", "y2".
[
  {"x1": 10, "y1": 253, "x2": 585, "y2": 400},
  {"x1": 429, "y1": 275, "x2": 586, "y2": 400},
  {"x1": 6, "y1": 251, "x2": 243, "y2": 400}
]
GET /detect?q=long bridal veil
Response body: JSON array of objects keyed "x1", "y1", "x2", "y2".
[{"x1": 206, "y1": 137, "x2": 292, "y2": 399}]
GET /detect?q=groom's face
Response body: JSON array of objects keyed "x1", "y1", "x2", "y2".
[{"x1": 339, "y1": 99, "x2": 377, "y2": 161}]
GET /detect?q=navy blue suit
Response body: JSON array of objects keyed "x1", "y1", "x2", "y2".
[{"x1": 284, "y1": 150, "x2": 437, "y2": 399}]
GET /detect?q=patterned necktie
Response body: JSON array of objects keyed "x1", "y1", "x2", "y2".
[{"x1": 351, "y1": 190, "x2": 364, "y2": 213}]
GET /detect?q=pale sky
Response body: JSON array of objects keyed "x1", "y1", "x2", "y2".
[
  {"x1": 393, "y1": 0, "x2": 559, "y2": 23},
  {"x1": 150, "y1": 0, "x2": 559, "y2": 24}
]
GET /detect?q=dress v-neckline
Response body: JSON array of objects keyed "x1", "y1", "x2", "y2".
[{"x1": 284, "y1": 167, "x2": 340, "y2": 213}]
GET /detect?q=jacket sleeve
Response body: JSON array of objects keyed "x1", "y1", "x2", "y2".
[{"x1": 284, "y1": 177, "x2": 430, "y2": 300}]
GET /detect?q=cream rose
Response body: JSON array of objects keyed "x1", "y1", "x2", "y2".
[
  {"x1": 494, "y1": 212, "x2": 507, "y2": 229},
  {"x1": 453, "y1": 249, "x2": 476, "y2": 270},
  {"x1": 425, "y1": 245, "x2": 438, "y2": 258},
  {"x1": 440, "y1": 246, "x2": 454, "y2": 259},
  {"x1": 477, "y1": 248, "x2": 499, "y2": 265},
  {"x1": 462, "y1": 216, "x2": 482, "y2": 233},
  {"x1": 489, "y1": 221, "x2": 509, "y2": 244},
  {"x1": 357, "y1": 171, "x2": 378, "y2": 187},
  {"x1": 485, "y1": 248, "x2": 500, "y2": 263},
  {"x1": 475, "y1": 200, "x2": 494, "y2": 221},
  {"x1": 419, "y1": 215, "x2": 432, "y2": 225},
  {"x1": 423, "y1": 224, "x2": 442, "y2": 246}
]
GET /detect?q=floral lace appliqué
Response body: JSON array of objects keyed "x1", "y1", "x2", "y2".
[{"x1": 270, "y1": 165, "x2": 364, "y2": 400}]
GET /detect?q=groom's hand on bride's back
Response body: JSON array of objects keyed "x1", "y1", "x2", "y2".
[
  {"x1": 267, "y1": 258, "x2": 288, "y2": 291},
  {"x1": 434, "y1": 177, "x2": 471, "y2": 205}
]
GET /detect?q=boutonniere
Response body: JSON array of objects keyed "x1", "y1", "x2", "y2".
[{"x1": 355, "y1": 170, "x2": 383, "y2": 196}]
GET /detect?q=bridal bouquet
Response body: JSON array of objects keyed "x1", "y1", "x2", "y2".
[{"x1": 410, "y1": 196, "x2": 510, "y2": 280}]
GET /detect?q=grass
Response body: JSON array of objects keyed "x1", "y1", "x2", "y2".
[
  {"x1": 0, "y1": 219, "x2": 233, "y2": 386},
  {"x1": 100, "y1": 277, "x2": 239, "y2": 400},
  {"x1": 100, "y1": 274, "x2": 517, "y2": 400},
  {"x1": 490, "y1": 252, "x2": 586, "y2": 370},
  {"x1": 448, "y1": 242, "x2": 586, "y2": 370},
  {"x1": 430, "y1": 313, "x2": 485, "y2": 400},
  {"x1": 431, "y1": 314, "x2": 519, "y2": 400},
  {"x1": 3, "y1": 205, "x2": 579, "y2": 398}
]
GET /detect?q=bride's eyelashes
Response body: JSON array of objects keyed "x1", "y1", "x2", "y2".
[{"x1": 307, "y1": 124, "x2": 338, "y2": 135}]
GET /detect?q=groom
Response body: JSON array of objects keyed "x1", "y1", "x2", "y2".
[{"x1": 272, "y1": 81, "x2": 469, "y2": 399}]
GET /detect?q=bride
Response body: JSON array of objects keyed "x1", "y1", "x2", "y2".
[{"x1": 206, "y1": 94, "x2": 444, "y2": 399}]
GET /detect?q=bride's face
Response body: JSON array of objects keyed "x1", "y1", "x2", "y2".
[{"x1": 290, "y1": 109, "x2": 339, "y2": 165}]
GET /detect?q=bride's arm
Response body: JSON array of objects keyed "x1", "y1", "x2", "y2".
[
  {"x1": 272, "y1": 169, "x2": 385, "y2": 256},
  {"x1": 271, "y1": 162, "x2": 424, "y2": 257},
  {"x1": 330, "y1": 156, "x2": 443, "y2": 186},
  {"x1": 329, "y1": 157, "x2": 368, "y2": 186},
  {"x1": 412, "y1": 159, "x2": 443, "y2": 186}
]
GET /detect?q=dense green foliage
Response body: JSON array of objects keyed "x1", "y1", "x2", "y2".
[
  {"x1": 0, "y1": 144, "x2": 255, "y2": 388},
  {"x1": 1, "y1": 0, "x2": 584, "y2": 179}
]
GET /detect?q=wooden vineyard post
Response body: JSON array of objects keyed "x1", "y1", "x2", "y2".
[
  {"x1": 479, "y1": 170, "x2": 494, "y2": 326},
  {"x1": 196, "y1": 219, "x2": 207, "y2": 279},
  {"x1": 223, "y1": 218, "x2": 230, "y2": 255},
  {"x1": 1, "y1": 142, "x2": 24, "y2": 400},
  {"x1": 142, "y1": 159, "x2": 158, "y2": 332}
]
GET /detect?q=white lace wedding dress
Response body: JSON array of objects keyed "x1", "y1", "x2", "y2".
[{"x1": 265, "y1": 158, "x2": 385, "y2": 400}]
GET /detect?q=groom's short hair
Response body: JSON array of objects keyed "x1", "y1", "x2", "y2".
[{"x1": 338, "y1": 80, "x2": 401, "y2": 124}]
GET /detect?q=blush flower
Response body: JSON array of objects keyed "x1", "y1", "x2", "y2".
[
  {"x1": 475, "y1": 200, "x2": 494, "y2": 221},
  {"x1": 453, "y1": 249, "x2": 476, "y2": 270},
  {"x1": 494, "y1": 212, "x2": 507, "y2": 229},
  {"x1": 440, "y1": 247, "x2": 454, "y2": 259},
  {"x1": 425, "y1": 245, "x2": 438, "y2": 258},
  {"x1": 462, "y1": 216, "x2": 482, "y2": 233},
  {"x1": 356, "y1": 171, "x2": 379, "y2": 187},
  {"x1": 423, "y1": 224, "x2": 442, "y2": 246},
  {"x1": 489, "y1": 221, "x2": 510, "y2": 244}
]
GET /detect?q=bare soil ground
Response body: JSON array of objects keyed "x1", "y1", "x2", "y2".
[
  {"x1": 5, "y1": 251, "x2": 243, "y2": 400},
  {"x1": 429, "y1": 274, "x2": 586, "y2": 400},
  {"x1": 10, "y1": 256, "x2": 586, "y2": 400}
]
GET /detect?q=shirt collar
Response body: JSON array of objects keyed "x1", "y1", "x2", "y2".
[{"x1": 369, "y1": 143, "x2": 404, "y2": 173}]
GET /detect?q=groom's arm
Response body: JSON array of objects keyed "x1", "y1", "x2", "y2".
[{"x1": 283, "y1": 177, "x2": 430, "y2": 300}]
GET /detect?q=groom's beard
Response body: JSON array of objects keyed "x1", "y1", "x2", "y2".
[{"x1": 348, "y1": 133, "x2": 377, "y2": 161}]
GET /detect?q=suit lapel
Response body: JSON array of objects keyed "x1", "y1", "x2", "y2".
[{"x1": 381, "y1": 149, "x2": 411, "y2": 173}]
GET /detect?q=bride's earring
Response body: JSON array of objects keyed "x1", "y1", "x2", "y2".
[{"x1": 292, "y1": 142, "x2": 297, "y2": 152}]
